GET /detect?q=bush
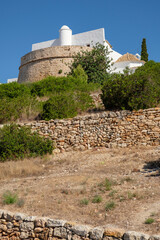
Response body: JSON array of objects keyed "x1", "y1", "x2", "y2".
[
  {"x1": 2, "y1": 191, "x2": 17, "y2": 205},
  {"x1": 30, "y1": 70, "x2": 97, "y2": 97},
  {"x1": 0, "y1": 95, "x2": 41, "y2": 123},
  {"x1": 0, "y1": 66, "x2": 99, "y2": 123},
  {"x1": 0, "y1": 82, "x2": 30, "y2": 99},
  {"x1": 0, "y1": 124, "x2": 53, "y2": 161},
  {"x1": 92, "y1": 195, "x2": 102, "y2": 203},
  {"x1": 69, "y1": 43, "x2": 110, "y2": 84},
  {"x1": 144, "y1": 218, "x2": 155, "y2": 224},
  {"x1": 80, "y1": 198, "x2": 89, "y2": 205},
  {"x1": 105, "y1": 201, "x2": 115, "y2": 211},
  {"x1": 101, "y1": 61, "x2": 160, "y2": 110},
  {"x1": 41, "y1": 92, "x2": 94, "y2": 120}
]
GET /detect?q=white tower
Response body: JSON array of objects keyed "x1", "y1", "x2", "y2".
[{"x1": 59, "y1": 25, "x2": 72, "y2": 46}]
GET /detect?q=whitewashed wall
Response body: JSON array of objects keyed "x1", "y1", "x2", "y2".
[
  {"x1": 111, "y1": 61, "x2": 144, "y2": 74},
  {"x1": 32, "y1": 28, "x2": 105, "y2": 51}
]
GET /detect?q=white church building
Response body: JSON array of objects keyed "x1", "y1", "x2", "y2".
[
  {"x1": 7, "y1": 25, "x2": 144, "y2": 83},
  {"x1": 32, "y1": 25, "x2": 144, "y2": 73}
]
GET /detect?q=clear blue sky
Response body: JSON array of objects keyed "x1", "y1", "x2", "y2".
[{"x1": 0, "y1": 0, "x2": 160, "y2": 83}]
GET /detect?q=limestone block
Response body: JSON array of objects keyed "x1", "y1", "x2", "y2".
[
  {"x1": 20, "y1": 222, "x2": 34, "y2": 231},
  {"x1": 46, "y1": 219, "x2": 66, "y2": 227},
  {"x1": 71, "y1": 225, "x2": 91, "y2": 237},
  {"x1": 123, "y1": 231, "x2": 150, "y2": 240},
  {"x1": 89, "y1": 227, "x2": 104, "y2": 240}
]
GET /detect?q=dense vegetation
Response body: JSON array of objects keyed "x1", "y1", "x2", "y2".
[
  {"x1": 0, "y1": 124, "x2": 53, "y2": 162},
  {"x1": 0, "y1": 66, "x2": 98, "y2": 123},
  {"x1": 69, "y1": 43, "x2": 110, "y2": 84},
  {"x1": 101, "y1": 61, "x2": 160, "y2": 110}
]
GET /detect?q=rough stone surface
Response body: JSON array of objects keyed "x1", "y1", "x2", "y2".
[
  {"x1": 18, "y1": 108, "x2": 160, "y2": 153},
  {"x1": 90, "y1": 227, "x2": 104, "y2": 240},
  {"x1": 124, "y1": 231, "x2": 150, "y2": 240},
  {"x1": 18, "y1": 45, "x2": 91, "y2": 83},
  {"x1": 0, "y1": 210, "x2": 159, "y2": 240}
]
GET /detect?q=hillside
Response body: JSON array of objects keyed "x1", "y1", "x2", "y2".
[{"x1": 0, "y1": 145, "x2": 160, "y2": 234}]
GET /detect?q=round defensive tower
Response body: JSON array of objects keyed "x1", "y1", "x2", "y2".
[{"x1": 18, "y1": 45, "x2": 91, "y2": 83}]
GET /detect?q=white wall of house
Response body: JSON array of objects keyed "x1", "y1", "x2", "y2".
[
  {"x1": 111, "y1": 61, "x2": 144, "y2": 74},
  {"x1": 32, "y1": 27, "x2": 105, "y2": 51}
]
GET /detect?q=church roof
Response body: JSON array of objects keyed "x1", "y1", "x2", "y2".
[{"x1": 116, "y1": 53, "x2": 145, "y2": 63}]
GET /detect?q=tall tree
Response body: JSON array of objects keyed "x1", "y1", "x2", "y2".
[{"x1": 141, "y1": 38, "x2": 148, "y2": 62}]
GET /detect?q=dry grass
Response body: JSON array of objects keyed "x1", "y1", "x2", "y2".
[
  {"x1": 0, "y1": 159, "x2": 45, "y2": 180},
  {"x1": 0, "y1": 146, "x2": 159, "y2": 235}
]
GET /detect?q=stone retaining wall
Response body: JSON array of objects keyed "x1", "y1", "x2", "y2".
[
  {"x1": 0, "y1": 210, "x2": 159, "y2": 240},
  {"x1": 20, "y1": 108, "x2": 160, "y2": 152},
  {"x1": 18, "y1": 46, "x2": 91, "y2": 83}
]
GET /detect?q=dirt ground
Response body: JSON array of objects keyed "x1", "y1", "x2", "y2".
[{"x1": 0, "y1": 146, "x2": 160, "y2": 235}]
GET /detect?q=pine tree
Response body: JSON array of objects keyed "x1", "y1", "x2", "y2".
[{"x1": 141, "y1": 38, "x2": 148, "y2": 62}]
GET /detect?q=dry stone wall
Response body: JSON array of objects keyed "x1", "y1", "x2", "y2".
[
  {"x1": 18, "y1": 46, "x2": 91, "y2": 83},
  {"x1": 21, "y1": 108, "x2": 160, "y2": 152},
  {"x1": 0, "y1": 210, "x2": 159, "y2": 240}
]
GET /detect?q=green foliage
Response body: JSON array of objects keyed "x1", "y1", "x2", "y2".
[
  {"x1": 0, "y1": 95, "x2": 41, "y2": 123},
  {"x1": 58, "y1": 69, "x2": 62, "y2": 74},
  {"x1": 80, "y1": 198, "x2": 89, "y2": 205},
  {"x1": 141, "y1": 38, "x2": 148, "y2": 62},
  {"x1": 0, "y1": 82, "x2": 30, "y2": 99},
  {"x1": 2, "y1": 191, "x2": 17, "y2": 205},
  {"x1": 101, "y1": 61, "x2": 160, "y2": 110},
  {"x1": 105, "y1": 201, "x2": 115, "y2": 211},
  {"x1": 30, "y1": 73, "x2": 97, "y2": 97},
  {"x1": 105, "y1": 178, "x2": 112, "y2": 191},
  {"x1": 144, "y1": 218, "x2": 155, "y2": 224},
  {"x1": 0, "y1": 82, "x2": 41, "y2": 124},
  {"x1": 72, "y1": 64, "x2": 88, "y2": 83},
  {"x1": 0, "y1": 124, "x2": 53, "y2": 162},
  {"x1": 92, "y1": 195, "x2": 102, "y2": 203},
  {"x1": 41, "y1": 92, "x2": 93, "y2": 120},
  {"x1": 0, "y1": 66, "x2": 99, "y2": 123},
  {"x1": 69, "y1": 43, "x2": 110, "y2": 84}
]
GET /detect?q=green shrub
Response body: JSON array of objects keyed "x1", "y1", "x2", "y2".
[
  {"x1": 105, "y1": 178, "x2": 112, "y2": 191},
  {"x1": 69, "y1": 43, "x2": 110, "y2": 84},
  {"x1": 0, "y1": 95, "x2": 41, "y2": 123},
  {"x1": 2, "y1": 191, "x2": 17, "y2": 205},
  {"x1": 41, "y1": 92, "x2": 93, "y2": 120},
  {"x1": 30, "y1": 71, "x2": 98, "y2": 97},
  {"x1": 92, "y1": 195, "x2": 102, "y2": 203},
  {"x1": 0, "y1": 82, "x2": 30, "y2": 99},
  {"x1": 105, "y1": 201, "x2": 115, "y2": 211},
  {"x1": 101, "y1": 61, "x2": 160, "y2": 110},
  {"x1": 80, "y1": 198, "x2": 89, "y2": 205},
  {"x1": 144, "y1": 218, "x2": 155, "y2": 224},
  {"x1": 0, "y1": 124, "x2": 53, "y2": 161}
]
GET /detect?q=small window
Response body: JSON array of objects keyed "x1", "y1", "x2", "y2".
[{"x1": 86, "y1": 44, "x2": 90, "y2": 47}]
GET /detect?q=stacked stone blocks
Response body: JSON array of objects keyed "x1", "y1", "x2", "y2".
[
  {"x1": 0, "y1": 210, "x2": 159, "y2": 240},
  {"x1": 20, "y1": 108, "x2": 160, "y2": 152}
]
